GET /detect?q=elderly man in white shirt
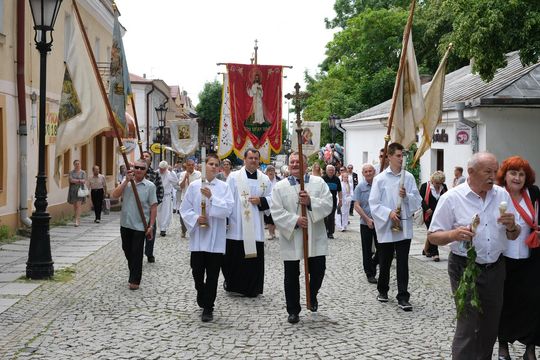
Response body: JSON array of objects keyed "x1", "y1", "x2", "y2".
[
  {"x1": 369, "y1": 142, "x2": 421, "y2": 312},
  {"x1": 428, "y1": 152, "x2": 520, "y2": 360}
]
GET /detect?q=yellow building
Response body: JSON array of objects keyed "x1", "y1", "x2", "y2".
[{"x1": 0, "y1": 0, "x2": 120, "y2": 232}]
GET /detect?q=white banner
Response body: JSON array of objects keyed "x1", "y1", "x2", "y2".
[
  {"x1": 169, "y1": 119, "x2": 198, "y2": 156},
  {"x1": 291, "y1": 121, "x2": 321, "y2": 156}
]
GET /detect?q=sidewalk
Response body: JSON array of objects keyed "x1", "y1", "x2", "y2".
[{"x1": 0, "y1": 212, "x2": 121, "y2": 314}]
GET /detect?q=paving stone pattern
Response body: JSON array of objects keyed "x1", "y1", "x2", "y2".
[{"x1": 0, "y1": 213, "x2": 533, "y2": 359}]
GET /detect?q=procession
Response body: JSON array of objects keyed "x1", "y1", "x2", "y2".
[{"x1": 1, "y1": 0, "x2": 540, "y2": 359}]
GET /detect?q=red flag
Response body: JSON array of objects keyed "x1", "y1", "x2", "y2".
[{"x1": 226, "y1": 64, "x2": 282, "y2": 150}]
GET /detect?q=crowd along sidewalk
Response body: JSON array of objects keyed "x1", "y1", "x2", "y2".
[{"x1": 0, "y1": 212, "x2": 121, "y2": 314}]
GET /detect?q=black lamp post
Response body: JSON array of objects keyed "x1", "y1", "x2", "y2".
[
  {"x1": 328, "y1": 114, "x2": 338, "y2": 144},
  {"x1": 26, "y1": 0, "x2": 63, "y2": 279},
  {"x1": 155, "y1": 104, "x2": 167, "y2": 162}
]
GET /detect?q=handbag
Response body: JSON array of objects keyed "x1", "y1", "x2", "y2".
[
  {"x1": 77, "y1": 184, "x2": 89, "y2": 197},
  {"x1": 413, "y1": 208, "x2": 424, "y2": 226}
]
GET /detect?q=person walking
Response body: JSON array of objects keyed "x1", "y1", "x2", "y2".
[
  {"x1": 157, "y1": 160, "x2": 178, "y2": 237},
  {"x1": 67, "y1": 159, "x2": 87, "y2": 227},
  {"x1": 347, "y1": 164, "x2": 359, "y2": 216},
  {"x1": 88, "y1": 165, "x2": 107, "y2": 223},
  {"x1": 322, "y1": 165, "x2": 342, "y2": 239},
  {"x1": 180, "y1": 153, "x2": 234, "y2": 322},
  {"x1": 369, "y1": 142, "x2": 422, "y2": 312},
  {"x1": 271, "y1": 152, "x2": 333, "y2": 323},
  {"x1": 111, "y1": 159, "x2": 157, "y2": 290},
  {"x1": 428, "y1": 152, "x2": 521, "y2": 359},
  {"x1": 336, "y1": 171, "x2": 353, "y2": 232},
  {"x1": 178, "y1": 158, "x2": 201, "y2": 238},
  {"x1": 419, "y1": 171, "x2": 448, "y2": 262},
  {"x1": 353, "y1": 164, "x2": 379, "y2": 284},
  {"x1": 141, "y1": 151, "x2": 164, "y2": 263}
]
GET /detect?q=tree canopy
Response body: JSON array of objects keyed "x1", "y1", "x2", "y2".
[
  {"x1": 195, "y1": 80, "x2": 222, "y2": 136},
  {"x1": 304, "y1": 0, "x2": 540, "y2": 141}
]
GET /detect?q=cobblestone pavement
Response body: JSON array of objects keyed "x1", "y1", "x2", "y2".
[{"x1": 0, "y1": 212, "x2": 533, "y2": 359}]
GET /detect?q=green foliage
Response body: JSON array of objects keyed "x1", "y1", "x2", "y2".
[
  {"x1": 0, "y1": 225, "x2": 10, "y2": 241},
  {"x1": 405, "y1": 143, "x2": 420, "y2": 185},
  {"x1": 325, "y1": 0, "x2": 410, "y2": 29},
  {"x1": 196, "y1": 80, "x2": 223, "y2": 137},
  {"x1": 454, "y1": 245, "x2": 482, "y2": 318}
]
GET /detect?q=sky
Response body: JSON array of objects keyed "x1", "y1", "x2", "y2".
[{"x1": 114, "y1": 0, "x2": 337, "y2": 107}]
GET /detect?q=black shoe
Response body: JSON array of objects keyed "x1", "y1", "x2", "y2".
[
  {"x1": 377, "y1": 293, "x2": 389, "y2": 302},
  {"x1": 160, "y1": 231, "x2": 166, "y2": 237},
  {"x1": 147, "y1": 256, "x2": 155, "y2": 263},
  {"x1": 287, "y1": 314, "x2": 299, "y2": 324},
  {"x1": 398, "y1": 300, "x2": 413, "y2": 311},
  {"x1": 309, "y1": 298, "x2": 318, "y2": 312},
  {"x1": 367, "y1": 276, "x2": 378, "y2": 284},
  {"x1": 201, "y1": 309, "x2": 213, "y2": 322},
  {"x1": 328, "y1": 234, "x2": 334, "y2": 239}
]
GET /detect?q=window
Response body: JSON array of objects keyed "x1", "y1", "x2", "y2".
[
  {"x1": 105, "y1": 137, "x2": 114, "y2": 176},
  {"x1": 94, "y1": 136, "x2": 103, "y2": 170},
  {"x1": 436, "y1": 149, "x2": 444, "y2": 172},
  {"x1": 63, "y1": 149, "x2": 71, "y2": 175},
  {"x1": 81, "y1": 144, "x2": 88, "y2": 171}
]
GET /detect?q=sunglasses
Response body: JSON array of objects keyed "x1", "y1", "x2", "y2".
[{"x1": 133, "y1": 166, "x2": 146, "y2": 170}]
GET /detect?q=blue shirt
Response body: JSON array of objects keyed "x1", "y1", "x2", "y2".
[{"x1": 353, "y1": 180, "x2": 372, "y2": 225}]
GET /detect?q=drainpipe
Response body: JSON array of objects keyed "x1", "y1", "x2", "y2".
[
  {"x1": 16, "y1": 1, "x2": 32, "y2": 227},
  {"x1": 145, "y1": 85, "x2": 155, "y2": 151},
  {"x1": 455, "y1": 102, "x2": 478, "y2": 154},
  {"x1": 336, "y1": 118, "x2": 347, "y2": 164}
]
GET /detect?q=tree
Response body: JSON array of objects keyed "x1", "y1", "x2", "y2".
[{"x1": 196, "y1": 80, "x2": 222, "y2": 141}]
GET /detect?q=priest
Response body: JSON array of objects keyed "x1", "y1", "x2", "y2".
[
  {"x1": 180, "y1": 153, "x2": 234, "y2": 322},
  {"x1": 271, "y1": 152, "x2": 333, "y2": 323},
  {"x1": 223, "y1": 148, "x2": 272, "y2": 297}
]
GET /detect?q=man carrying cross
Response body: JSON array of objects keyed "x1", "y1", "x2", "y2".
[{"x1": 222, "y1": 148, "x2": 272, "y2": 297}]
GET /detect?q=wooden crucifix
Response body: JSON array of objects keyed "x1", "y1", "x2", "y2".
[{"x1": 285, "y1": 83, "x2": 311, "y2": 310}]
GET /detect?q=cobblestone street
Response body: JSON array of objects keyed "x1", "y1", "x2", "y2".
[{"x1": 0, "y1": 212, "x2": 532, "y2": 359}]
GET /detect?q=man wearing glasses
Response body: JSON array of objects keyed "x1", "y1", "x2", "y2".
[{"x1": 112, "y1": 159, "x2": 158, "y2": 290}]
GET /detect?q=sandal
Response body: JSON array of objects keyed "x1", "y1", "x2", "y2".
[
  {"x1": 433, "y1": 255, "x2": 440, "y2": 262},
  {"x1": 422, "y1": 250, "x2": 432, "y2": 258}
]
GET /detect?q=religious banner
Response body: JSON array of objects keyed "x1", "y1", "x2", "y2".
[
  {"x1": 225, "y1": 63, "x2": 283, "y2": 160},
  {"x1": 169, "y1": 118, "x2": 198, "y2": 156},
  {"x1": 217, "y1": 73, "x2": 233, "y2": 159},
  {"x1": 291, "y1": 121, "x2": 321, "y2": 156}
]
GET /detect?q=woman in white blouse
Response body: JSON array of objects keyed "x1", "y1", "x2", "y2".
[{"x1": 496, "y1": 156, "x2": 540, "y2": 360}]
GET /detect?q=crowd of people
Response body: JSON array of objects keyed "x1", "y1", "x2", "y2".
[{"x1": 67, "y1": 145, "x2": 540, "y2": 359}]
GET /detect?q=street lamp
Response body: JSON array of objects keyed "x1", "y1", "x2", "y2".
[
  {"x1": 328, "y1": 114, "x2": 338, "y2": 143},
  {"x1": 27, "y1": 0, "x2": 63, "y2": 279},
  {"x1": 155, "y1": 103, "x2": 167, "y2": 162}
]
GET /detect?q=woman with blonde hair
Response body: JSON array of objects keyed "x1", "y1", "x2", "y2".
[
  {"x1": 419, "y1": 170, "x2": 448, "y2": 262},
  {"x1": 67, "y1": 159, "x2": 87, "y2": 227},
  {"x1": 311, "y1": 162, "x2": 322, "y2": 177}
]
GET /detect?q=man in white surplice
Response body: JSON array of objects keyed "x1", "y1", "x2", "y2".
[
  {"x1": 223, "y1": 148, "x2": 272, "y2": 297},
  {"x1": 157, "y1": 161, "x2": 179, "y2": 237},
  {"x1": 271, "y1": 152, "x2": 333, "y2": 324},
  {"x1": 369, "y1": 142, "x2": 421, "y2": 312},
  {"x1": 180, "y1": 153, "x2": 234, "y2": 323}
]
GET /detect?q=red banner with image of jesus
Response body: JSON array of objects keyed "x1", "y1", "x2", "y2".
[{"x1": 226, "y1": 63, "x2": 282, "y2": 151}]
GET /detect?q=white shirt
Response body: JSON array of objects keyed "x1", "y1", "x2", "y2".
[
  {"x1": 178, "y1": 170, "x2": 201, "y2": 200},
  {"x1": 429, "y1": 182, "x2": 516, "y2": 264},
  {"x1": 369, "y1": 167, "x2": 422, "y2": 243},
  {"x1": 160, "y1": 170, "x2": 179, "y2": 195},
  {"x1": 504, "y1": 195, "x2": 531, "y2": 259},
  {"x1": 180, "y1": 178, "x2": 234, "y2": 254}
]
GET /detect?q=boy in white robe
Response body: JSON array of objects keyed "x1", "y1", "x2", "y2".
[
  {"x1": 271, "y1": 152, "x2": 333, "y2": 324},
  {"x1": 180, "y1": 153, "x2": 234, "y2": 322}
]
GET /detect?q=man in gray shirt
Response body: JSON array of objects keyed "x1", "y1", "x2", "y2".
[
  {"x1": 112, "y1": 159, "x2": 157, "y2": 290},
  {"x1": 353, "y1": 164, "x2": 378, "y2": 284}
]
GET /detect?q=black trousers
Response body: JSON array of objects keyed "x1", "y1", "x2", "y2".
[
  {"x1": 144, "y1": 224, "x2": 157, "y2": 257},
  {"x1": 324, "y1": 204, "x2": 337, "y2": 235},
  {"x1": 377, "y1": 239, "x2": 411, "y2": 301},
  {"x1": 360, "y1": 224, "x2": 378, "y2": 278},
  {"x1": 120, "y1": 226, "x2": 146, "y2": 285},
  {"x1": 284, "y1": 256, "x2": 326, "y2": 316},
  {"x1": 349, "y1": 200, "x2": 355, "y2": 215},
  {"x1": 448, "y1": 252, "x2": 505, "y2": 360},
  {"x1": 191, "y1": 252, "x2": 223, "y2": 311},
  {"x1": 91, "y1": 188, "x2": 104, "y2": 220}
]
